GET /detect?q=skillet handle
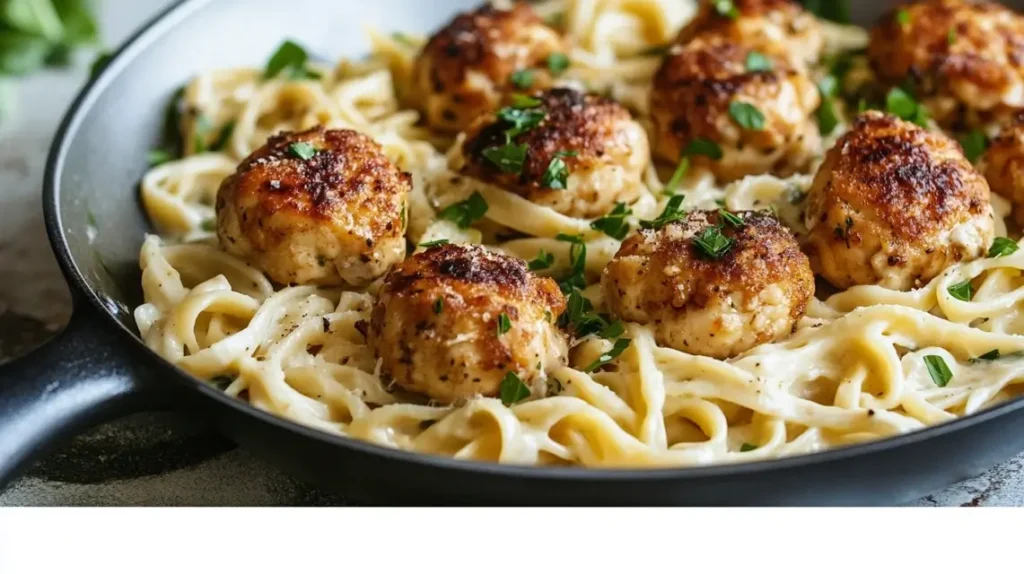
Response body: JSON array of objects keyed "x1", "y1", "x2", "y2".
[{"x1": 0, "y1": 300, "x2": 163, "y2": 488}]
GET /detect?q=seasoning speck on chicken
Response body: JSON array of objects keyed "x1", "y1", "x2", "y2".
[
  {"x1": 805, "y1": 111, "x2": 994, "y2": 291},
  {"x1": 368, "y1": 243, "x2": 568, "y2": 404},
  {"x1": 676, "y1": 0, "x2": 823, "y2": 67},
  {"x1": 602, "y1": 210, "x2": 814, "y2": 359},
  {"x1": 650, "y1": 37, "x2": 821, "y2": 183},
  {"x1": 980, "y1": 114, "x2": 1024, "y2": 226},
  {"x1": 411, "y1": 3, "x2": 564, "y2": 134},
  {"x1": 453, "y1": 87, "x2": 650, "y2": 218},
  {"x1": 868, "y1": 0, "x2": 1024, "y2": 128},
  {"x1": 215, "y1": 126, "x2": 409, "y2": 287}
]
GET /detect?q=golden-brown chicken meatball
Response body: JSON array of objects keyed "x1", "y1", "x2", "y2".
[
  {"x1": 368, "y1": 243, "x2": 568, "y2": 404},
  {"x1": 411, "y1": 3, "x2": 565, "y2": 134},
  {"x1": 650, "y1": 38, "x2": 821, "y2": 182},
  {"x1": 216, "y1": 127, "x2": 409, "y2": 287},
  {"x1": 805, "y1": 111, "x2": 994, "y2": 291},
  {"x1": 676, "y1": 0, "x2": 823, "y2": 66},
  {"x1": 602, "y1": 210, "x2": 813, "y2": 359},
  {"x1": 980, "y1": 113, "x2": 1024, "y2": 225},
  {"x1": 869, "y1": 0, "x2": 1024, "y2": 128},
  {"x1": 452, "y1": 87, "x2": 650, "y2": 218}
]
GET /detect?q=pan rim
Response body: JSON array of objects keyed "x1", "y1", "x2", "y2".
[{"x1": 41, "y1": 0, "x2": 1024, "y2": 484}]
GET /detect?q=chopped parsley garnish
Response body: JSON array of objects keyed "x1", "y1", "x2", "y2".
[
  {"x1": 192, "y1": 114, "x2": 213, "y2": 154},
  {"x1": 556, "y1": 233, "x2": 587, "y2": 293},
  {"x1": 639, "y1": 194, "x2": 686, "y2": 230},
  {"x1": 802, "y1": 0, "x2": 850, "y2": 24},
  {"x1": 684, "y1": 138, "x2": 723, "y2": 160},
  {"x1": 264, "y1": 40, "x2": 318, "y2": 79},
  {"x1": 496, "y1": 105, "x2": 546, "y2": 138},
  {"x1": 896, "y1": 9, "x2": 910, "y2": 25},
  {"x1": 419, "y1": 239, "x2": 450, "y2": 248},
  {"x1": 713, "y1": 0, "x2": 739, "y2": 19},
  {"x1": 663, "y1": 157, "x2": 690, "y2": 196},
  {"x1": 584, "y1": 338, "x2": 632, "y2": 373},
  {"x1": 529, "y1": 250, "x2": 555, "y2": 271},
  {"x1": 433, "y1": 297, "x2": 444, "y2": 314},
  {"x1": 728, "y1": 101, "x2": 765, "y2": 130},
  {"x1": 559, "y1": 289, "x2": 623, "y2": 339},
  {"x1": 816, "y1": 75, "x2": 841, "y2": 135},
  {"x1": 147, "y1": 149, "x2": 173, "y2": 166},
  {"x1": 947, "y1": 28, "x2": 957, "y2": 45},
  {"x1": 541, "y1": 150, "x2": 577, "y2": 189},
  {"x1": 509, "y1": 93, "x2": 542, "y2": 109},
  {"x1": 200, "y1": 218, "x2": 216, "y2": 232},
  {"x1": 499, "y1": 372, "x2": 531, "y2": 406},
  {"x1": 989, "y1": 237, "x2": 1019, "y2": 258},
  {"x1": 590, "y1": 202, "x2": 633, "y2": 240},
  {"x1": 288, "y1": 141, "x2": 318, "y2": 160},
  {"x1": 718, "y1": 209, "x2": 744, "y2": 228},
  {"x1": 438, "y1": 191, "x2": 488, "y2": 229},
  {"x1": 510, "y1": 69, "x2": 534, "y2": 90},
  {"x1": 692, "y1": 225, "x2": 733, "y2": 259},
  {"x1": 497, "y1": 313, "x2": 512, "y2": 336},
  {"x1": 973, "y1": 349, "x2": 1002, "y2": 362},
  {"x1": 641, "y1": 44, "x2": 672, "y2": 57},
  {"x1": 391, "y1": 32, "x2": 416, "y2": 47},
  {"x1": 547, "y1": 52, "x2": 570, "y2": 76},
  {"x1": 886, "y1": 87, "x2": 929, "y2": 127},
  {"x1": 947, "y1": 279, "x2": 973, "y2": 302},
  {"x1": 924, "y1": 355, "x2": 952, "y2": 387},
  {"x1": 959, "y1": 129, "x2": 988, "y2": 163},
  {"x1": 209, "y1": 121, "x2": 235, "y2": 152},
  {"x1": 740, "y1": 443, "x2": 757, "y2": 452},
  {"x1": 482, "y1": 143, "x2": 528, "y2": 173},
  {"x1": 745, "y1": 51, "x2": 773, "y2": 72}
]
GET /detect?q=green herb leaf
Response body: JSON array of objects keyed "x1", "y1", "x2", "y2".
[
  {"x1": 200, "y1": 218, "x2": 216, "y2": 232},
  {"x1": 713, "y1": 0, "x2": 739, "y2": 19},
  {"x1": 547, "y1": 52, "x2": 570, "y2": 75},
  {"x1": 288, "y1": 141, "x2": 318, "y2": 160},
  {"x1": 556, "y1": 233, "x2": 587, "y2": 293},
  {"x1": 192, "y1": 114, "x2": 212, "y2": 154},
  {"x1": 947, "y1": 28, "x2": 957, "y2": 45},
  {"x1": 264, "y1": 39, "x2": 312, "y2": 79},
  {"x1": 988, "y1": 237, "x2": 1019, "y2": 258},
  {"x1": 209, "y1": 121, "x2": 235, "y2": 152},
  {"x1": 740, "y1": 443, "x2": 757, "y2": 452},
  {"x1": 391, "y1": 32, "x2": 416, "y2": 47},
  {"x1": 639, "y1": 194, "x2": 686, "y2": 230},
  {"x1": 499, "y1": 372, "x2": 531, "y2": 406},
  {"x1": 947, "y1": 279, "x2": 973, "y2": 302},
  {"x1": 147, "y1": 149, "x2": 173, "y2": 166},
  {"x1": 88, "y1": 50, "x2": 111, "y2": 79},
  {"x1": 816, "y1": 76, "x2": 841, "y2": 135},
  {"x1": 590, "y1": 202, "x2": 633, "y2": 240},
  {"x1": 924, "y1": 355, "x2": 952, "y2": 387},
  {"x1": 972, "y1": 349, "x2": 1001, "y2": 362},
  {"x1": 541, "y1": 154, "x2": 571, "y2": 189},
  {"x1": 510, "y1": 68, "x2": 534, "y2": 90},
  {"x1": 662, "y1": 157, "x2": 690, "y2": 196},
  {"x1": 886, "y1": 87, "x2": 929, "y2": 127},
  {"x1": 728, "y1": 100, "x2": 765, "y2": 130},
  {"x1": 601, "y1": 320, "x2": 625, "y2": 339},
  {"x1": 482, "y1": 143, "x2": 528, "y2": 174},
  {"x1": 419, "y1": 239, "x2": 450, "y2": 248},
  {"x1": 0, "y1": 31, "x2": 52, "y2": 76},
  {"x1": 497, "y1": 105, "x2": 546, "y2": 138},
  {"x1": 684, "y1": 138, "x2": 723, "y2": 160},
  {"x1": 438, "y1": 191, "x2": 488, "y2": 229},
  {"x1": 896, "y1": 9, "x2": 910, "y2": 25},
  {"x1": 497, "y1": 313, "x2": 512, "y2": 336},
  {"x1": 693, "y1": 225, "x2": 734, "y2": 259},
  {"x1": 641, "y1": 44, "x2": 672, "y2": 57},
  {"x1": 433, "y1": 297, "x2": 444, "y2": 314},
  {"x1": 745, "y1": 51, "x2": 772, "y2": 72},
  {"x1": 958, "y1": 129, "x2": 988, "y2": 163},
  {"x1": 509, "y1": 93, "x2": 542, "y2": 108},
  {"x1": 584, "y1": 338, "x2": 632, "y2": 373},
  {"x1": 718, "y1": 209, "x2": 744, "y2": 228},
  {"x1": 529, "y1": 250, "x2": 554, "y2": 271}
]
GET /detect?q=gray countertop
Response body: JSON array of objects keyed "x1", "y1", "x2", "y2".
[{"x1": 1, "y1": 0, "x2": 1022, "y2": 506}]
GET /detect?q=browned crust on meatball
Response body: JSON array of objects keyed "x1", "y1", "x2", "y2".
[
  {"x1": 650, "y1": 39, "x2": 805, "y2": 162},
  {"x1": 613, "y1": 210, "x2": 813, "y2": 312},
  {"x1": 460, "y1": 88, "x2": 635, "y2": 194},
  {"x1": 980, "y1": 111, "x2": 1024, "y2": 225},
  {"x1": 368, "y1": 243, "x2": 566, "y2": 402},
  {"x1": 677, "y1": 0, "x2": 807, "y2": 45},
  {"x1": 810, "y1": 111, "x2": 989, "y2": 241},
  {"x1": 869, "y1": 0, "x2": 1024, "y2": 118},
  {"x1": 221, "y1": 126, "x2": 410, "y2": 228}
]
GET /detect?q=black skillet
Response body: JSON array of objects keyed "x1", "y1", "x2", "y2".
[{"x1": 3, "y1": 0, "x2": 1024, "y2": 505}]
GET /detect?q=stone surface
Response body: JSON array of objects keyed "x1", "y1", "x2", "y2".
[{"x1": 0, "y1": 0, "x2": 1021, "y2": 507}]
